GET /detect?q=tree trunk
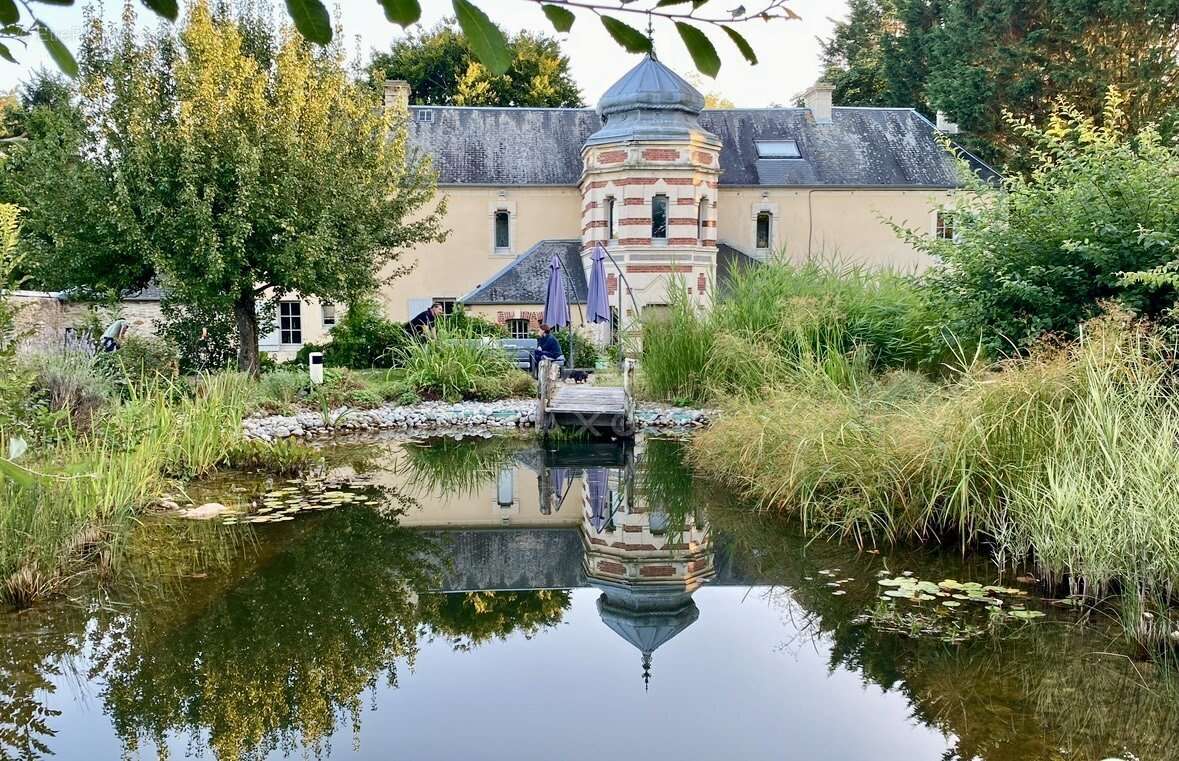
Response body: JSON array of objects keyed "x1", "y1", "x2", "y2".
[{"x1": 233, "y1": 290, "x2": 261, "y2": 377}]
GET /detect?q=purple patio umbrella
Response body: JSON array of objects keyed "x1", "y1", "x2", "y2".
[
  {"x1": 585, "y1": 245, "x2": 612, "y2": 326},
  {"x1": 543, "y1": 254, "x2": 572, "y2": 367},
  {"x1": 586, "y1": 467, "x2": 610, "y2": 533},
  {"x1": 543, "y1": 254, "x2": 571, "y2": 329}
]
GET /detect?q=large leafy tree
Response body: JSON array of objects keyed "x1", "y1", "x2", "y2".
[
  {"x1": 12, "y1": 1, "x2": 445, "y2": 374},
  {"x1": 370, "y1": 20, "x2": 584, "y2": 107},
  {"x1": 820, "y1": 0, "x2": 1179, "y2": 166}
]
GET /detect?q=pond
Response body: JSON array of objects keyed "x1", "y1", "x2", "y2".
[{"x1": 1, "y1": 435, "x2": 1177, "y2": 760}]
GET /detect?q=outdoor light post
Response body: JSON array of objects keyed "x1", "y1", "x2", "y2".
[{"x1": 308, "y1": 351, "x2": 324, "y2": 385}]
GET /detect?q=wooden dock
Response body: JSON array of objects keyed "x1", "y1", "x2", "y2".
[{"x1": 537, "y1": 359, "x2": 636, "y2": 439}]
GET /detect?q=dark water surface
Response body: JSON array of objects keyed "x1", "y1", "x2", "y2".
[{"x1": 2, "y1": 436, "x2": 1177, "y2": 760}]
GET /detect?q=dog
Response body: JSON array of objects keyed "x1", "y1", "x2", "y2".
[{"x1": 566, "y1": 370, "x2": 590, "y2": 384}]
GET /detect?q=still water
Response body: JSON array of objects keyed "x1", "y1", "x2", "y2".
[{"x1": 2, "y1": 436, "x2": 1177, "y2": 760}]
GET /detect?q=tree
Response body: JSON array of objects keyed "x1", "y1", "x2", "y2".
[
  {"x1": 2, "y1": 1, "x2": 798, "y2": 80},
  {"x1": 14, "y1": 1, "x2": 445, "y2": 375},
  {"x1": 370, "y1": 20, "x2": 583, "y2": 107},
  {"x1": 914, "y1": 91, "x2": 1179, "y2": 355},
  {"x1": 819, "y1": 0, "x2": 1179, "y2": 167}
]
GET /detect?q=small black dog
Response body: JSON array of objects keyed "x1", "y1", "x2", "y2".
[{"x1": 567, "y1": 370, "x2": 590, "y2": 384}]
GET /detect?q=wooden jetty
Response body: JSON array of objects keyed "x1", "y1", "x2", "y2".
[{"x1": 537, "y1": 358, "x2": 636, "y2": 439}]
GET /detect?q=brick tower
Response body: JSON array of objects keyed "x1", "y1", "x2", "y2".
[{"x1": 580, "y1": 55, "x2": 722, "y2": 328}]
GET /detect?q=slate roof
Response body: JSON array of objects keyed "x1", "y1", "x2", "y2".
[
  {"x1": 408, "y1": 106, "x2": 999, "y2": 188},
  {"x1": 461, "y1": 239, "x2": 588, "y2": 306},
  {"x1": 597, "y1": 54, "x2": 705, "y2": 117}
]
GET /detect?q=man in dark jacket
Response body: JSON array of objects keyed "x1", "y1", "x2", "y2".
[{"x1": 406, "y1": 302, "x2": 444, "y2": 340}]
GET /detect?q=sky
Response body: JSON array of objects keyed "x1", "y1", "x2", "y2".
[{"x1": 0, "y1": 0, "x2": 847, "y2": 107}]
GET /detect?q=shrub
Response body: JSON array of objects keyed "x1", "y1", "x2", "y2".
[
  {"x1": 916, "y1": 90, "x2": 1179, "y2": 355},
  {"x1": 0, "y1": 204, "x2": 32, "y2": 443},
  {"x1": 397, "y1": 327, "x2": 516, "y2": 402},
  {"x1": 438, "y1": 305, "x2": 505, "y2": 338},
  {"x1": 295, "y1": 298, "x2": 410, "y2": 369},
  {"x1": 23, "y1": 348, "x2": 115, "y2": 437},
  {"x1": 253, "y1": 369, "x2": 310, "y2": 412},
  {"x1": 157, "y1": 299, "x2": 239, "y2": 373},
  {"x1": 95, "y1": 335, "x2": 180, "y2": 393},
  {"x1": 553, "y1": 327, "x2": 600, "y2": 369}
]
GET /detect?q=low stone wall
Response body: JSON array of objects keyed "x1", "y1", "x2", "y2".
[{"x1": 242, "y1": 399, "x2": 715, "y2": 441}]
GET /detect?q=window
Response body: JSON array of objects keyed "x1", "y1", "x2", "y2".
[
  {"x1": 321, "y1": 302, "x2": 337, "y2": 328},
  {"x1": 415, "y1": 110, "x2": 434, "y2": 123},
  {"x1": 697, "y1": 198, "x2": 708, "y2": 242},
  {"x1": 756, "y1": 211, "x2": 772, "y2": 249},
  {"x1": 494, "y1": 210, "x2": 510, "y2": 251},
  {"x1": 605, "y1": 196, "x2": 617, "y2": 241},
  {"x1": 651, "y1": 194, "x2": 668, "y2": 239},
  {"x1": 279, "y1": 301, "x2": 302, "y2": 345},
  {"x1": 506, "y1": 318, "x2": 530, "y2": 339},
  {"x1": 756, "y1": 140, "x2": 801, "y2": 158},
  {"x1": 432, "y1": 298, "x2": 456, "y2": 315},
  {"x1": 935, "y1": 211, "x2": 955, "y2": 241}
]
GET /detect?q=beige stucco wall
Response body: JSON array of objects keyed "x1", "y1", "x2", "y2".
[
  {"x1": 717, "y1": 188, "x2": 952, "y2": 272},
  {"x1": 377, "y1": 186, "x2": 583, "y2": 322}
]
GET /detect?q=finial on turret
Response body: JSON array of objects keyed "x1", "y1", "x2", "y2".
[
  {"x1": 642, "y1": 652, "x2": 652, "y2": 691},
  {"x1": 646, "y1": 13, "x2": 656, "y2": 60}
]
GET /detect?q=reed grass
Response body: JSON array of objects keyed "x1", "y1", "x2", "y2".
[
  {"x1": 639, "y1": 258, "x2": 940, "y2": 404},
  {"x1": 690, "y1": 314, "x2": 1179, "y2": 614},
  {"x1": 0, "y1": 373, "x2": 253, "y2": 606},
  {"x1": 396, "y1": 326, "x2": 533, "y2": 402}
]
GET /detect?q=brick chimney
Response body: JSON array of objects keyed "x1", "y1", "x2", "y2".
[
  {"x1": 803, "y1": 81, "x2": 834, "y2": 124},
  {"x1": 383, "y1": 79, "x2": 411, "y2": 114},
  {"x1": 935, "y1": 111, "x2": 960, "y2": 134}
]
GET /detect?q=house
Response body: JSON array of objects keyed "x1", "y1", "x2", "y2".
[{"x1": 366, "y1": 53, "x2": 995, "y2": 341}]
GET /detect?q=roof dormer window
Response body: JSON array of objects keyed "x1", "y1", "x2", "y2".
[{"x1": 756, "y1": 140, "x2": 801, "y2": 159}]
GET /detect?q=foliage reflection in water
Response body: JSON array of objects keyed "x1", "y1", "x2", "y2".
[{"x1": 0, "y1": 435, "x2": 1176, "y2": 760}]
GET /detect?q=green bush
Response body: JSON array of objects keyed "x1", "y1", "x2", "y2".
[
  {"x1": 157, "y1": 299, "x2": 238, "y2": 373},
  {"x1": 96, "y1": 335, "x2": 180, "y2": 393},
  {"x1": 397, "y1": 327, "x2": 518, "y2": 402},
  {"x1": 438, "y1": 305, "x2": 505, "y2": 338},
  {"x1": 917, "y1": 91, "x2": 1179, "y2": 355},
  {"x1": 295, "y1": 298, "x2": 410, "y2": 369},
  {"x1": 553, "y1": 327, "x2": 600, "y2": 369}
]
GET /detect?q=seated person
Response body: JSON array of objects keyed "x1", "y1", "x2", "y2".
[{"x1": 531, "y1": 323, "x2": 565, "y2": 373}]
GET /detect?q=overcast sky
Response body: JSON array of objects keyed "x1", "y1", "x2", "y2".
[{"x1": 0, "y1": 0, "x2": 847, "y2": 107}]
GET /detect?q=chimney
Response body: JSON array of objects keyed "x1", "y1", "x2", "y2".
[
  {"x1": 383, "y1": 79, "x2": 411, "y2": 114},
  {"x1": 935, "y1": 111, "x2": 960, "y2": 134},
  {"x1": 803, "y1": 81, "x2": 834, "y2": 125}
]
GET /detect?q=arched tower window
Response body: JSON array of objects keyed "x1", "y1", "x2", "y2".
[
  {"x1": 697, "y1": 198, "x2": 708, "y2": 243},
  {"x1": 652, "y1": 195, "x2": 668, "y2": 240},
  {"x1": 756, "y1": 211, "x2": 772, "y2": 250},
  {"x1": 494, "y1": 210, "x2": 511, "y2": 251},
  {"x1": 606, "y1": 196, "x2": 617, "y2": 241}
]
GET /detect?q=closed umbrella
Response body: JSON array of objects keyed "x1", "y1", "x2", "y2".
[
  {"x1": 543, "y1": 254, "x2": 573, "y2": 368},
  {"x1": 585, "y1": 245, "x2": 612, "y2": 326}
]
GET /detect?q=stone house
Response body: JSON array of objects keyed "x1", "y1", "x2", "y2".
[{"x1": 354, "y1": 53, "x2": 995, "y2": 344}]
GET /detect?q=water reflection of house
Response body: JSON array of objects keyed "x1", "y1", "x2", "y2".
[
  {"x1": 381, "y1": 440, "x2": 718, "y2": 682},
  {"x1": 580, "y1": 455, "x2": 715, "y2": 688}
]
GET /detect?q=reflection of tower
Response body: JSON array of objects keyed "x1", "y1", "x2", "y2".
[{"x1": 580, "y1": 462, "x2": 714, "y2": 688}]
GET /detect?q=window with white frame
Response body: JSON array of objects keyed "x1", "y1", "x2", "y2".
[
  {"x1": 494, "y1": 210, "x2": 511, "y2": 251},
  {"x1": 651, "y1": 194, "x2": 668, "y2": 239},
  {"x1": 321, "y1": 302, "x2": 337, "y2": 328},
  {"x1": 756, "y1": 211, "x2": 772, "y2": 249},
  {"x1": 432, "y1": 298, "x2": 456, "y2": 315},
  {"x1": 756, "y1": 139, "x2": 801, "y2": 159},
  {"x1": 935, "y1": 211, "x2": 955, "y2": 241},
  {"x1": 697, "y1": 198, "x2": 708, "y2": 242},
  {"x1": 605, "y1": 196, "x2": 617, "y2": 241},
  {"x1": 279, "y1": 301, "x2": 302, "y2": 345},
  {"x1": 506, "y1": 318, "x2": 530, "y2": 339}
]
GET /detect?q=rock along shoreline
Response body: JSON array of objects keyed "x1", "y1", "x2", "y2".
[{"x1": 242, "y1": 399, "x2": 716, "y2": 441}]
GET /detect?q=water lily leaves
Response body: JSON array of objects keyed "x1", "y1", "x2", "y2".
[
  {"x1": 1009, "y1": 609, "x2": 1046, "y2": 620},
  {"x1": 942, "y1": 600, "x2": 962, "y2": 607}
]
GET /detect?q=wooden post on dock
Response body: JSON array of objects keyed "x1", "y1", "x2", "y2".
[{"x1": 623, "y1": 358, "x2": 636, "y2": 436}]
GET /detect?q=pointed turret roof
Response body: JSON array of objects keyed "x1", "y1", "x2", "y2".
[{"x1": 597, "y1": 54, "x2": 705, "y2": 118}]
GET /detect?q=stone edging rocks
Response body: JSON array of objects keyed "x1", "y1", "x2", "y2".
[{"x1": 242, "y1": 399, "x2": 716, "y2": 441}]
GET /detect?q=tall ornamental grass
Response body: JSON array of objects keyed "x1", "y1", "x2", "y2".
[
  {"x1": 690, "y1": 314, "x2": 1179, "y2": 601},
  {"x1": 639, "y1": 258, "x2": 939, "y2": 404},
  {"x1": 396, "y1": 326, "x2": 533, "y2": 402},
  {"x1": 0, "y1": 374, "x2": 252, "y2": 606}
]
